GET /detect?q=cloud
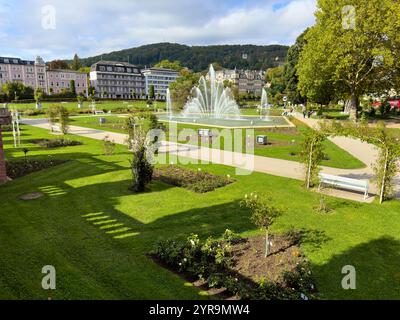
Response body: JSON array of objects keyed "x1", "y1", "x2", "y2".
[{"x1": 0, "y1": 0, "x2": 316, "y2": 60}]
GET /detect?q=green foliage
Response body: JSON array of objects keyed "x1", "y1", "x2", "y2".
[
  {"x1": 46, "y1": 105, "x2": 70, "y2": 135},
  {"x1": 298, "y1": 0, "x2": 400, "y2": 118},
  {"x1": 70, "y1": 53, "x2": 82, "y2": 71},
  {"x1": 29, "y1": 138, "x2": 82, "y2": 148},
  {"x1": 129, "y1": 127, "x2": 154, "y2": 193},
  {"x1": 265, "y1": 66, "x2": 286, "y2": 100},
  {"x1": 240, "y1": 193, "x2": 282, "y2": 257},
  {"x1": 154, "y1": 59, "x2": 183, "y2": 71},
  {"x1": 77, "y1": 43, "x2": 289, "y2": 72},
  {"x1": 5, "y1": 158, "x2": 68, "y2": 179},
  {"x1": 169, "y1": 69, "x2": 201, "y2": 110},
  {"x1": 300, "y1": 129, "x2": 327, "y2": 188},
  {"x1": 2, "y1": 82, "x2": 34, "y2": 101},
  {"x1": 48, "y1": 60, "x2": 69, "y2": 70},
  {"x1": 69, "y1": 80, "x2": 76, "y2": 96},
  {"x1": 154, "y1": 232, "x2": 316, "y2": 300},
  {"x1": 321, "y1": 120, "x2": 400, "y2": 203},
  {"x1": 102, "y1": 135, "x2": 116, "y2": 156},
  {"x1": 148, "y1": 85, "x2": 155, "y2": 100},
  {"x1": 34, "y1": 88, "x2": 44, "y2": 103}
]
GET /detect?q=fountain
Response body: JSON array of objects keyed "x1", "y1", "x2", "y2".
[
  {"x1": 166, "y1": 88, "x2": 173, "y2": 120},
  {"x1": 182, "y1": 65, "x2": 240, "y2": 119},
  {"x1": 159, "y1": 65, "x2": 290, "y2": 128},
  {"x1": 259, "y1": 88, "x2": 271, "y2": 119}
]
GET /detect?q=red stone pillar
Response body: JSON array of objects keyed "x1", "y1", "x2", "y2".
[{"x1": 0, "y1": 126, "x2": 8, "y2": 184}]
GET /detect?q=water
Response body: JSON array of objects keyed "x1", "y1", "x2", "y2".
[
  {"x1": 182, "y1": 65, "x2": 240, "y2": 119},
  {"x1": 166, "y1": 88, "x2": 173, "y2": 119},
  {"x1": 260, "y1": 88, "x2": 270, "y2": 117}
]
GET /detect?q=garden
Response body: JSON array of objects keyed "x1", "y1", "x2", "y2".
[{"x1": 1, "y1": 124, "x2": 400, "y2": 299}]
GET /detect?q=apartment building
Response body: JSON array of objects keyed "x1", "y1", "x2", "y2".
[
  {"x1": 89, "y1": 61, "x2": 146, "y2": 99},
  {"x1": 142, "y1": 67, "x2": 179, "y2": 100},
  {"x1": 214, "y1": 69, "x2": 265, "y2": 97},
  {"x1": 0, "y1": 56, "x2": 88, "y2": 96}
]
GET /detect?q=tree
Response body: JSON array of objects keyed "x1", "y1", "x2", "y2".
[
  {"x1": 70, "y1": 54, "x2": 82, "y2": 71},
  {"x1": 154, "y1": 59, "x2": 183, "y2": 71},
  {"x1": 129, "y1": 126, "x2": 154, "y2": 193},
  {"x1": 48, "y1": 60, "x2": 69, "y2": 70},
  {"x1": 46, "y1": 105, "x2": 70, "y2": 135},
  {"x1": 69, "y1": 80, "x2": 76, "y2": 96},
  {"x1": 300, "y1": 128, "x2": 327, "y2": 189},
  {"x1": 2, "y1": 82, "x2": 34, "y2": 101},
  {"x1": 298, "y1": 0, "x2": 400, "y2": 119},
  {"x1": 148, "y1": 85, "x2": 155, "y2": 100},
  {"x1": 284, "y1": 29, "x2": 309, "y2": 104},
  {"x1": 34, "y1": 88, "x2": 44, "y2": 109},
  {"x1": 321, "y1": 120, "x2": 400, "y2": 203},
  {"x1": 125, "y1": 112, "x2": 159, "y2": 150},
  {"x1": 241, "y1": 194, "x2": 282, "y2": 257},
  {"x1": 169, "y1": 69, "x2": 201, "y2": 110}
]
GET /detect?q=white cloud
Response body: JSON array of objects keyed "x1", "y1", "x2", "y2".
[{"x1": 0, "y1": 0, "x2": 316, "y2": 60}]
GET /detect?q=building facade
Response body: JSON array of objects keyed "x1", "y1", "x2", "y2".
[
  {"x1": 90, "y1": 61, "x2": 146, "y2": 99},
  {"x1": 0, "y1": 56, "x2": 88, "y2": 96},
  {"x1": 214, "y1": 69, "x2": 265, "y2": 97},
  {"x1": 142, "y1": 68, "x2": 179, "y2": 100}
]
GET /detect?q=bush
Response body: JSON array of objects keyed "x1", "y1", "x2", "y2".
[
  {"x1": 153, "y1": 166, "x2": 234, "y2": 193},
  {"x1": 5, "y1": 158, "x2": 68, "y2": 179},
  {"x1": 22, "y1": 109, "x2": 46, "y2": 116},
  {"x1": 153, "y1": 232, "x2": 317, "y2": 300},
  {"x1": 29, "y1": 138, "x2": 82, "y2": 148},
  {"x1": 103, "y1": 136, "x2": 116, "y2": 156}
]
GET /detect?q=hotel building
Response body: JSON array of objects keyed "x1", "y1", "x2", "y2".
[
  {"x1": 214, "y1": 69, "x2": 265, "y2": 97},
  {"x1": 142, "y1": 67, "x2": 179, "y2": 100},
  {"x1": 0, "y1": 56, "x2": 88, "y2": 96}
]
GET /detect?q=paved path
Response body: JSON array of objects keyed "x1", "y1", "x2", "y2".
[{"x1": 22, "y1": 118, "x2": 387, "y2": 202}]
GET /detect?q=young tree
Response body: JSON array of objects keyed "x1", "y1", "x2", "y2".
[
  {"x1": 34, "y1": 88, "x2": 44, "y2": 109},
  {"x1": 300, "y1": 129, "x2": 327, "y2": 189},
  {"x1": 298, "y1": 0, "x2": 400, "y2": 120},
  {"x1": 69, "y1": 80, "x2": 76, "y2": 96},
  {"x1": 46, "y1": 105, "x2": 70, "y2": 135},
  {"x1": 321, "y1": 120, "x2": 400, "y2": 203},
  {"x1": 148, "y1": 85, "x2": 155, "y2": 100},
  {"x1": 129, "y1": 127, "x2": 154, "y2": 193},
  {"x1": 70, "y1": 54, "x2": 82, "y2": 71},
  {"x1": 241, "y1": 194, "x2": 282, "y2": 257}
]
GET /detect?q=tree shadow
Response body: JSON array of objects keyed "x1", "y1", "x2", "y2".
[{"x1": 312, "y1": 237, "x2": 400, "y2": 299}]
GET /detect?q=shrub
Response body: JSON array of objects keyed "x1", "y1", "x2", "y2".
[
  {"x1": 153, "y1": 166, "x2": 234, "y2": 193},
  {"x1": 5, "y1": 158, "x2": 68, "y2": 179},
  {"x1": 29, "y1": 138, "x2": 82, "y2": 148},
  {"x1": 103, "y1": 135, "x2": 116, "y2": 156}
]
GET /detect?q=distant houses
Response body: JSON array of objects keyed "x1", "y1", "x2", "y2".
[{"x1": 1, "y1": 55, "x2": 267, "y2": 101}]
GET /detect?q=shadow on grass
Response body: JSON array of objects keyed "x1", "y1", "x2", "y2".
[{"x1": 312, "y1": 237, "x2": 400, "y2": 299}]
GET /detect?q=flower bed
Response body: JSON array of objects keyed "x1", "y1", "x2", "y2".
[
  {"x1": 152, "y1": 230, "x2": 317, "y2": 300},
  {"x1": 6, "y1": 158, "x2": 69, "y2": 179},
  {"x1": 153, "y1": 166, "x2": 234, "y2": 193},
  {"x1": 29, "y1": 138, "x2": 82, "y2": 148}
]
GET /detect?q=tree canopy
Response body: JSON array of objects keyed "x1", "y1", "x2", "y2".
[{"x1": 297, "y1": 0, "x2": 400, "y2": 118}]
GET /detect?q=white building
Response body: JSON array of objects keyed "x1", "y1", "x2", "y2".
[{"x1": 142, "y1": 67, "x2": 179, "y2": 100}]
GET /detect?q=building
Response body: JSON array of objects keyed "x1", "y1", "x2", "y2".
[
  {"x1": 89, "y1": 61, "x2": 146, "y2": 99},
  {"x1": 214, "y1": 69, "x2": 265, "y2": 97},
  {"x1": 142, "y1": 68, "x2": 179, "y2": 100},
  {"x1": 0, "y1": 56, "x2": 88, "y2": 96},
  {"x1": 47, "y1": 69, "x2": 88, "y2": 96}
]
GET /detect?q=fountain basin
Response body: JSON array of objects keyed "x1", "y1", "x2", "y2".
[{"x1": 158, "y1": 114, "x2": 294, "y2": 128}]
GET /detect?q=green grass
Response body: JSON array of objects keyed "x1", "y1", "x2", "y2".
[
  {"x1": 69, "y1": 115, "x2": 366, "y2": 169},
  {"x1": 0, "y1": 125, "x2": 399, "y2": 299},
  {"x1": 9, "y1": 100, "x2": 166, "y2": 116}
]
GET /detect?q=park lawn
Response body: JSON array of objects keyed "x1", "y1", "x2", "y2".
[
  {"x1": 8, "y1": 100, "x2": 166, "y2": 116},
  {"x1": 69, "y1": 115, "x2": 365, "y2": 169},
  {"x1": 0, "y1": 125, "x2": 399, "y2": 300}
]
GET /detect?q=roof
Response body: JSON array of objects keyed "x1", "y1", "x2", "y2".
[
  {"x1": 91, "y1": 60, "x2": 139, "y2": 68},
  {"x1": 0, "y1": 57, "x2": 34, "y2": 65},
  {"x1": 142, "y1": 67, "x2": 179, "y2": 73}
]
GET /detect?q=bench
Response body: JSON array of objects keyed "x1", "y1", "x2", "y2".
[
  {"x1": 319, "y1": 173, "x2": 369, "y2": 199},
  {"x1": 94, "y1": 110, "x2": 105, "y2": 115}
]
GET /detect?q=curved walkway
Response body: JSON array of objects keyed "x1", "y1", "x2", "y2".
[{"x1": 22, "y1": 117, "x2": 392, "y2": 203}]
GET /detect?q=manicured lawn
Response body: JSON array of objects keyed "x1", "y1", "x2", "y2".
[
  {"x1": 69, "y1": 115, "x2": 366, "y2": 169},
  {"x1": 9, "y1": 100, "x2": 166, "y2": 117},
  {"x1": 0, "y1": 125, "x2": 399, "y2": 299}
]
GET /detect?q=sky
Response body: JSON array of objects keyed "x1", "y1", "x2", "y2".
[{"x1": 0, "y1": 0, "x2": 317, "y2": 61}]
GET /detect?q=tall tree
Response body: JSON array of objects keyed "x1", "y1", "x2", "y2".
[
  {"x1": 284, "y1": 29, "x2": 309, "y2": 104},
  {"x1": 169, "y1": 69, "x2": 201, "y2": 110},
  {"x1": 70, "y1": 54, "x2": 82, "y2": 71},
  {"x1": 298, "y1": 0, "x2": 400, "y2": 119},
  {"x1": 154, "y1": 60, "x2": 183, "y2": 71},
  {"x1": 48, "y1": 60, "x2": 69, "y2": 70}
]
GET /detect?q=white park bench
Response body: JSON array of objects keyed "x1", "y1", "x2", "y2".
[
  {"x1": 94, "y1": 110, "x2": 105, "y2": 115},
  {"x1": 319, "y1": 173, "x2": 369, "y2": 199}
]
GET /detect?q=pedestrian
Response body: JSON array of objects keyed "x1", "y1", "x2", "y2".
[{"x1": 302, "y1": 105, "x2": 307, "y2": 118}]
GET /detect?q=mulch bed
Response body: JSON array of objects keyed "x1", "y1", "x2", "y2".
[{"x1": 153, "y1": 165, "x2": 234, "y2": 193}]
